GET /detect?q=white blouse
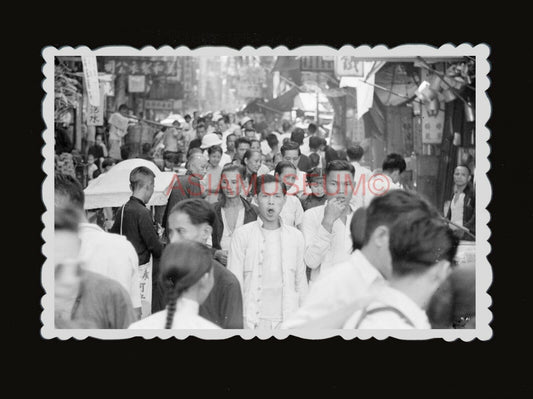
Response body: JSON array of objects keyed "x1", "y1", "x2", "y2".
[{"x1": 220, "y1": 206, "x2": 245, "y2": 251}]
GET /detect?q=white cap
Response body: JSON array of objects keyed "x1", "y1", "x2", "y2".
[
  {"x1": 240, "y1": 116, "x2": 253, "y2": 126},
  {"x1": 200, "y1": 133, "x2": 223, "y2": 149}
]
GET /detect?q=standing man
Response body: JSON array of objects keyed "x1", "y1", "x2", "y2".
[
  {"x1": 188, "y1": 123, "x2": 208, "y2": 152},
  {"x1": 228, "y1": 174, "x2": 308, "y2": 329},
  {"x1": 365, "y1": 153, "x2": 406, "y2": 206},
  {"x1": 166, "y1": 199, "x2": 244, "y2": 329},
  {"x1": 162, "y1": 153, "x2": 209, "y2": 234},
  {"x1": 225, "y1": 133, "x2": 237, "y2": 162},
  {"x1": 290, "y1": 128, "x2": 312, "y2": 171},
  {"x1": 278, "y1": 141, "x2": 309, "y2": 197},
  {"x1": 108, "y1": 104, "x2": 131, "y2": 161},
  {"x1": 346, "y1": 145, "x2": 373, "y2": 210},
  {"x1": 232, "y1": 137, "x2": 251, "y2": 165},
  {"x1": 55, "y1": 174, "x2": 142, "y2": 318},
  {"x1": 309, "y1": 136, "x2": 341, "y2": 170},
  {"x1": 301, "y1": 160, "x2": 356, "y2": 284},
  {"x1": 110, "y1": 166, "x2": 164, "y2": 317}
]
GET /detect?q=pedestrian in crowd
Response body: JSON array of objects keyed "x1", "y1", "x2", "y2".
[
  {"x1": 162, "y1": 120, "x2": 183, "y2": 163},
  {"x1": 241, "y1": 116, "x2": 254, "y2": 131},
  {"x1": 233, "y1": 137, "x2": 251, "y2": 165},
  {"x1": 309, "y1": 136, "x2": 341, "y2": 169},
  {"x1": 301, "y1": 160, "x2": 356, "y2": 284},
  {"x1": 87, "y1": 133, "x2": 108, "y2": 169},
  {"x1": 290, "y1": 128, "x2": 312, "y2": 171},
  {"x1": 54, "y1": 206, "x2": 136, "y2": 329},
  {"x1": 366, "y1": 153, "x2": 407, "y2": 206},
  {"x1": 225, "y1": 133, "x2": 237, "y2": 162},
  {"x1": 308, "y1": 152, "x2": 320, "y2": 168},
  {"x1": 244, "y1": 128, "x2": 258, "y2": 141},
  {"x1": 263, "y1": 133, "x2": 280, "y2": 160},
  {"x1": 343, "y1": 211, "x2": 458, "y2": 329},
  {"x1": 274, "y1": 161, "x2": 304, "y2": 230},
  {"x1": 279, "y1": 119, "x2": 292, "y2": 143},
  {"x1": 300, "y1": 123, "x2": 320, "y2": 156},
  {"x1": 86, "y1": 153, "x2": 99, "y2": 181},
  {"x1": 212, "y1": 164, "x2": 259, "y2": 260},
  {"x1": 262, "y1": 153, "x2": 276, "y2": 172},
  {"x1": 203, "y1": 145, "x2": 224, "y2": 204},
  {"x1": 444, "y1": 164, "x2": 475, "y2": 241},
  {"x1": 278, "y1": 141, "x2": 309, "y2": 197},
  {"x1": 55, "y1": 122, "x2": 74, "y2": 155},
  {"x1": 129, "y1": 241, "x2": 220, "y2": 329},
  {"x1": 55, "y1": 173, "x2": 142, "y2": 318},
  {"x1": 346, "y1": 145, "x2": 372, "y2": 209},
  {"x1": 250, "y1": 139, "x2": 261, "y2": 152},
  {"x1": 108, "y1": 104, "x2": 131, "y2": 161},
  {"x1": 162, "y1": 153, "x2": 208, "y2": 234},
  {"x1": 201, "y1": 133, "x2": 231, "y2": 167},
  {"x1": 228, "y1": 174, "x2": 308, "y2": 329},
  {"x1": 188, "y1": 122, "x2": 208, "y2": 152},
  {"x1": 300, "y1": 167, "x2": 327, "y2": 211},
  {"x1": 165, "y1": 199, "x2": 243, "y2": 329},
  {"x1": 110, "y1": 166, "x2": 164, "y2": 316},
  {"x1": 283, "y1": 190, "x2": 440, "y2": 329}
]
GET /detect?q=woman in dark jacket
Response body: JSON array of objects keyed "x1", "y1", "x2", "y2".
[
  {"x1": 212, "y1": 164, "x2": 258, "y2": 265},
  {"x1": 445, "y1": 165, "x2": 475, "y2": 241}
]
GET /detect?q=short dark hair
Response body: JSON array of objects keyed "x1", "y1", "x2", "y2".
[
  {"x1": 55, "y1": 205, "x2": 81, "y2": 232},
  {"x1": 280, "y1": 140, "x2": 301, "y2": 156},
  {"x1": 170, "y1": 198, "x2": 215, "y2": 227},
  {"x1": 226, "y1": 133, "x2": 236, "y2": 142},
  {"x1": 196, "y1": 123, "x2": 207, "y2": 131},
  {"x1": 309, "y1": 152, "x2": 320, "y2": 168},
  {"x1": 266, "y1": 133, "x2": 279, "y2": 148},
  {"x1": 390, "y1": 211, "x2": 459, "y2": 277},
  {"x1": 309, "y1": 136, "x2": 326, "y2": 150},
  {"x1": 257, "y1": 173, "x2": 287, "y2": 196},
  {"x1": 208, "y1": 145, "x2": 223, "y2": 156},
  {"x1": 55, "y1": 173, "x2": 85, "y2": 209},
  {"x1": 235, "y1": 137, "x2": 251, "y2": 149},
  {"x1": 347, "y1": 145, "x2": 365, "y2": 162},
  {"x1": 222, "y1": 115, "x2": 230, "y2": 124},
  {"x1": 382, "y1": 153, "x2": 406, "y2": 174},
  {"x1": 118, "y1": 104, "x2": 128, "y2": 112},
  {"x1": 250, "y1": 139, "x2": 260, "y2": 147},
  {"x1": 325, "y1": 160, "x2": 355, "y2": 178},
  {"x1": 244, "y1": 128, "x2": 256, "y2": 135},
  {"x1": 306, "y1": 167, "x2": 325, "y2": 183},
  {"x1": 290, "y1": 128, "x2": 305, "y2": 145},
  {"x1": 184, "y1": 114, "x2": 191, "y2": 120},
  {"x1": 455, "y1": 164, "x2": 472, "y2": 175},
  {"x1": 274, "y1": 160, "x2": 296, "y2": 177},
  {"x1": 307, "y1": 123, "x2": 318, "y2": 134},
  {"x1": 364, "y1": 190, "x2": 439, "y2": 245},
  {"x1": 102, "y1": 157, "x2": 116, "y2": 169},
  {"x1": 129, "y1": 166, "x2": 155, "y2": 191},
  {"x1": 242, "y1": 149, "x2": 261, "y2": 167}
]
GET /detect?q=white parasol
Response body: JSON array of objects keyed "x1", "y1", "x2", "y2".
[{"x1": 83, "y1": 159, "x2": 176, "y2": 209}]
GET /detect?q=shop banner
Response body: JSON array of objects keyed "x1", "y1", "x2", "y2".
[
  {"x1": 128, "y1": 75, "x2": 145, "y2": 93},
  {"x1": 81, "y1": 56, "x2": 100, "y2": 106},
  {"x1": 87, "y1": 83, "x2": 106, "y2": 126}
]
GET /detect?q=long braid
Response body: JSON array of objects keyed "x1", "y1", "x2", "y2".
[{"x1": 164, "y1": 282, "x2": 184, "y2": 329}]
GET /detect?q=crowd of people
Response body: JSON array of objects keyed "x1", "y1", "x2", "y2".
[{"x1": 53, "y1": 105, "x2": 476, "y2": 331}]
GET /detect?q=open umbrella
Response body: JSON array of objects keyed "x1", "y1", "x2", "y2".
[
  {"x1": 159, "y1": 113, "x2": 186, "y2": 126},
  {"x1": 84, "y1": 159, "x2": 176, "y2": 210}
]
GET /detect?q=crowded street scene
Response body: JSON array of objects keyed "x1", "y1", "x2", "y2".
[{"x1": 52, "y1": 52, "x2": 478, "y2": 332}]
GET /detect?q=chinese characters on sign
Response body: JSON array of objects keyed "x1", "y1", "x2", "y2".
[
  {"x1": 87, "y1": 83, "x2": 105, "y2": 126},
  {"x1": 101, "y1": 58, "x2": 178, "y2": 77},
  {"x1": 335, "y1": 56, "x2": 364, "y2": 77},
  {"x1": 144, "y1": 100, "x2": 174, "y2": 110},
  {"x1": 81, "y1": 56, "x2": 101, "y2": 106}
]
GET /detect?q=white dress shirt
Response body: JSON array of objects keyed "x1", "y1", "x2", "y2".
[
  {"x1": 219, "y1": 206, "x2": 245, "y2": 251},
  {"x1": 349, "y1": 161, "x2": 373, "y2": 210},
  {"x1": 280, "y1": 194, "x2": 304, "y2": 228},
  {"x1": 129, "y1": 298, "x2": 220, "y2": 329},
  {"x1": 364, "y1": 173, "x2": 402, "y2": 207},
  {"x1": 301, "y1": 203, "x2": 354, "y2": 283},
  {"x1": 343, "y1": 284, "x2": 431, "y2": 329},
  {"x1": 78, "y1": 223, "x2": 141, "y2": 308},
  {"x1": 228, "y1": 218, "x2": 308, "y2": 329},
  {"x1": 282, "y1": 250, "x2": 384, "y2": 329}
]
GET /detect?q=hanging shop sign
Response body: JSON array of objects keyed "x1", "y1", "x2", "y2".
[
  {"x1": 101, "y1": 58, "x2": 178, "y2": 77},
  {"x1": 144, "y1": 100, "x2": 174, "y2": 110},
  {"x1": 87, "y1": 83, "x2": 106, "y2": 126},
  {"x1": 299, "y1": 56, "x2": 335, "y2": 72},
  {"x1": 335, "y1": 56, "x2": 364, "y2": 77},
  {"x1": 81, "y1": 56, "x2": 101, "y2": 106},
  {"x1": 128, "y1": 75, "x2": 146, "y2": 93}
]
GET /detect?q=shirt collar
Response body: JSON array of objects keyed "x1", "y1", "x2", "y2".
[
  {"x1": 351, "y1": 250, "x2": 385, "y2": 285},
  {"x1": 78, "y1": 222, "x2": 104, "y2": 233},
  {"x1": 130, "y1": 196, "x2": 146, "y2": 206}
]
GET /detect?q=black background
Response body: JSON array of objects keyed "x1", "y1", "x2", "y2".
[{"x1": 17, "y1": 29, "x2": 529, "y2": 395}]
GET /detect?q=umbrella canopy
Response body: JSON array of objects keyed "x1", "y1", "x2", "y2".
[
  {"x1": 160, "y1": 113, "x2": 186, "y2": 126},
  {"x1": 84, "y1": 159, "x2": 176, "y2": 209}
]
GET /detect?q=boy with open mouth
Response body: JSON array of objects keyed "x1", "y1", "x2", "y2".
[{"x1": 228, "y1": 174, "x2": 308, "y2": 329}]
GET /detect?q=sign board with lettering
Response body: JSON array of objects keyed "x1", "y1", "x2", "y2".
[
  {"x1": 335, "y1": 56, "x2": 365, "y2": 77},
  {"x1": 87, "y1": 83, "x2": 105, "y2": 126},
  {"x1": 81, "y1": 56, "x2": 101, "y2": 106},
  {"x1": 100, "y1": 58, "x2": 177, "y2": 77},
  {"x1": 145, "y1": 100, "x2": 174, "y2": 110}
]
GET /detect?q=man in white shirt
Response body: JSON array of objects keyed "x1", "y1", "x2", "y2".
[
  {"x1": 107, "y1": 104, "x2": 132, "y2": 160},
  {"x1": 346, "y1": 145, "x2": 373, "y2": 210},
  {"x1": 54, "y1": 173, "x2": 142, "y2": 318},
  {"x1": 343, "y1": 211, "x2": 458, "y2": 329},
  {"x1": 365, "y1": 153, "x2": 406, "y2": 207},
  {"x1": 283, "y1": 189, "x2": 440, "y2": 329},
  {"x1": 228, "y1": 174, "x2": 308, "y2": 329},
  {"x1": 301, "y1": 160, "x2": 356, "y2": 284}
]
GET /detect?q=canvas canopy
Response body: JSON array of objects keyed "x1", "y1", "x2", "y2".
[{"x1": 84, "y1": 159, "x2": 176, "y2": 209}]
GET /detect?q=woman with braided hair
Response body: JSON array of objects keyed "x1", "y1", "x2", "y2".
[{"x1": 129, "y1": 241, "x2": 220, "y2": 329}]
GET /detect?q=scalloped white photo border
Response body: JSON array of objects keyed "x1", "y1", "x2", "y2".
[{"x1": 41, "y1": 43, "x2": 492, "y2": 340}]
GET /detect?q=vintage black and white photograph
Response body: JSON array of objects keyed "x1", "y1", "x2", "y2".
[{"x1": 42, "y1": 44, "x2": 491, "y2": 339}]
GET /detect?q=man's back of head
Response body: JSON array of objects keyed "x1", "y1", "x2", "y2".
[
  {"x1": 347, "y1": 145, "x2": 365, "y2": 162},
  {"x1": 55, "y1": 173, "x2": 85, "y2": 211}
]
